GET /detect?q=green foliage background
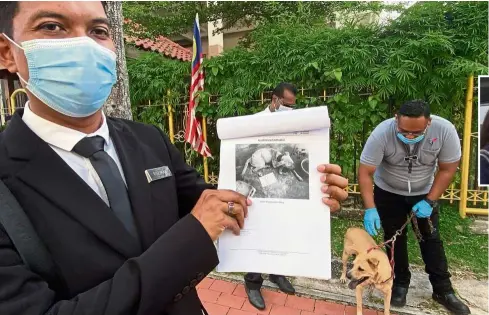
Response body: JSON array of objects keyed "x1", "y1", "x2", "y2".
[
  {"x1": 127, "y1": 1, "x2": 488, "y2": 182},
  {"x1": 122, "y1": 1, "x2": 395, "y2": 37}
]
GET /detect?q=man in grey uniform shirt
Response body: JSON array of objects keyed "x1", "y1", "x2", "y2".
[{"x1": 359, "y1": 100, "x2": 470, "y2": 315}]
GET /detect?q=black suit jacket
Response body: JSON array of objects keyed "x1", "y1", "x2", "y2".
[{"x1": 0, "y1": 110, "x2": 218, "y2": 315}]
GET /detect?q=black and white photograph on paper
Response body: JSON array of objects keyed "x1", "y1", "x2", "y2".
[{"x1": 236, "y1": 143, "x2": 310, "y2": 199}]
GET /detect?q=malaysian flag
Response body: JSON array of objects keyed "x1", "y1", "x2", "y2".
[{"x1": 184, "y1": 13, "x2": 212, "y2": 157}]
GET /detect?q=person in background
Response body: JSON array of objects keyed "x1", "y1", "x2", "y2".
[
  {"x1": 243, "y1": 82, "x2": 349, "y2": 310},
  {"x1": 358, "y1": 100, "x2": 470, "y2": 315}
]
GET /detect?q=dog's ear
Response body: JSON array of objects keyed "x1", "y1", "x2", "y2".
[{"x1": 367, "y1": 257, "x2": 379, "y2": 269}]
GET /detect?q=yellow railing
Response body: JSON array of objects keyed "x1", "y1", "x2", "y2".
[
  {"x1": 203, "y1": 176, "x2": 488, "y2": 207},
  {"x1": 202, "y1": 116, "x2": 209, "y2": 183},
  {"x1": 8, "y1": 76, "x2": 487, "y2": 216},
  {"x1": 167, "y1": 90, "x2": 175, "y2": 144},
  {"x1": 9, "y1": 88, "x2": 26, "y2": 114},
  {"x1": 459, "y1": 74, "x2": 486, "y2": 217}
]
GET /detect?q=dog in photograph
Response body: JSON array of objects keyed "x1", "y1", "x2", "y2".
[
  {"x1": 240, "y1": 147, "x2": 303, "y2": 181},
  {"x1": 340, "y1": 227, "x2": 394, "y2": 315}
]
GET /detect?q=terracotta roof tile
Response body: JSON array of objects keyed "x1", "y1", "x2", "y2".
[{"x1": 123, "y1": 19, "x2": 191, "y2": 62}]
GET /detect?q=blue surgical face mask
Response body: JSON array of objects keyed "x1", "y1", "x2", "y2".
[
  {"x1": 3, "y1": 34, "x2": 117, "y2": 118},
  {"x1": 397, "y1": 132, "x2": 425, "y2": 144}
]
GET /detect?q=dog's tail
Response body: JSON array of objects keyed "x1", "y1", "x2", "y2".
[{"x1": 241, "y1": 158, "x2": 251, "y2": 177}]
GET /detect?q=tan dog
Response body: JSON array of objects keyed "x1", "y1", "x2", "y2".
[{"x1": 340, "y1": 227, "x2": 394, "y2": 315}]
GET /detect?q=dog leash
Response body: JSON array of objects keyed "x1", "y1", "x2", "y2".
[{"x1": 367, "y1": 211, "x2": 435, "y2": 282}]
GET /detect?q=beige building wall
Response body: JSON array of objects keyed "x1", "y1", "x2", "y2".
[
  {"x1": 223, "y1": 30, "x2": 249, "y2": 50},
  {"x1": 207, "y1": 19, "x2": 223, "y2": 57}
]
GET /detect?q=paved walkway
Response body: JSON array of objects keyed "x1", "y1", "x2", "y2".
[{"x1": 198, "y1": 276, "x2": 396, "y2": 315}]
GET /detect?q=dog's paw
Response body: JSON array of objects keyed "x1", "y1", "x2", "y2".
[{"x1": 339, "y1": 276, "x2": 347, "y2": 284}]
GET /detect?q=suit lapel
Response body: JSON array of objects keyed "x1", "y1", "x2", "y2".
[
  {"x1": 5, "y1": 111, "x2": 141, "y2": 258},
  {"x1": 108, "y1": 119, "x2": 156, "y2": 250}
]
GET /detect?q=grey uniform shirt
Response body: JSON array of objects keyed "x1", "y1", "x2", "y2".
[{"x1": 360, "y1": 115, "x2": 461, "y2": 196}]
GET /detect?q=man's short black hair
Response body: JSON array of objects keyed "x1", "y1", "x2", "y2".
[
  {"x1": 0, "y1": 1, "x2": 106, "y2": 38},
  {"x1": 0, "y1": 2, "x2": 18, "y2": 37},
  {"x1": 398, "y1": 100, "x2": 430, "y2": 118},
  {"x1": 272, "y1": 82, "x2": 298, "y2": 99}
]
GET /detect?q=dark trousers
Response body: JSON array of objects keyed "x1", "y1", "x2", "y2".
[
  {"x1": 244, "y1": 273, "x2": 282, "y2": 290},
  {"x1": 374, "y1": 185, "x2": 453, "y2": 294}
]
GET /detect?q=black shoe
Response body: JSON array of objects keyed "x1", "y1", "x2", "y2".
[
  {"x1": 433, "y1": 292, "x2": 471, "y2": 315},
  {"x1": 269, "y1": 275, "x2": 295, "y2": 294},
  {"x1": 245, "y1": 286, "x2": 266, "y2": 310},
  {"x1": 391, "y1": 286, "x2": 408, "y2": 307}
]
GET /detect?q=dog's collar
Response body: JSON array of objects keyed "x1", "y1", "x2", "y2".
[
  {"x1": 366, "y1": 246, "x2": 395, "y2": 284},
  {"x1": 380, "y1": 271, "x2": 394, "y2": 284},
  {"x1": 366, "y1": 246, "x2": 377, "y2": 253}
]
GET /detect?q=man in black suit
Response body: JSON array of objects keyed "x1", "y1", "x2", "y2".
[{"x1": 0, "y1": 2, "x2": 349, "y2": 315}]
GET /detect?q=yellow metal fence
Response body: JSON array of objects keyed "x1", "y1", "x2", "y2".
[{"x1": 7, "y1": 76, "x2": 487, "y2": 217}]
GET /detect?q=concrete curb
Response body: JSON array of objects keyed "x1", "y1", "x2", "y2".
[{"x1": 209, "y1": 271, "x2": 441, "y2": 315}]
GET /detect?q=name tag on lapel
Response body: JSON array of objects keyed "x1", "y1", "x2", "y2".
[{"x1": 145, "y1": 166, "x2": 172, "y2": 183}]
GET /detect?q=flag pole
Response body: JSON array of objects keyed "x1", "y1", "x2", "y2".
[
  {"x1": 202, "y1": 114, "x2": 209, "y2": 183},
  {"x1": 201, "y1": 11, "x2": 209, "y2": 183}
]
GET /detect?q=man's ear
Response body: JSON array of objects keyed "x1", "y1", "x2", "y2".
[
  {"x1": 271, "y1": 95, "x2": 277, "y2": 105},
  {"x1": 0, "y1": 35, "x2": 18, "y2": 73},
  {"x1": 367, "y1": 257, "x2": 379, "y2": 269}
]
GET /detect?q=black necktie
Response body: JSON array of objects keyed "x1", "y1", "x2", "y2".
[{"x1": 73, "y1": 136, "x2": 139, "y2": 240}]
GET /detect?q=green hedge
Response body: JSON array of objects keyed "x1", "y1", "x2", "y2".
[{"x1": 127, "y1": 1, "x2": 488, "y2": 181}]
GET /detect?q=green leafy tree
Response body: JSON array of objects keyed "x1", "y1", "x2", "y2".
[
  {"x1": 126, "y1": 1, "x2": 487, "y2": 180},
  {"x1": 122, "y1": 1, "x2": 398, "y2": 38}
]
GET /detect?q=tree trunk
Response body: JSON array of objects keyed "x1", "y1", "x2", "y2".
[{"x1": 103, "y1": 1, "x2": 133, "y2": 120}]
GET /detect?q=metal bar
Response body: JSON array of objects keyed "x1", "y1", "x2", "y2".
[
  {"x1": 459, "y1": 75, "x2": 474, "y2": 219},
  {"x1": 9, "y1": 88, "x2": 26, "y2": 113},
  {"x1": 465, "y1": 208, "x2": 489, "y2": 215},
  {"x1": 167, "y1": 90, "x2": 175, "y2": 144}
]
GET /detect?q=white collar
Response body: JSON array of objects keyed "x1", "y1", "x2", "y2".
[{"x1": 22, "y1": 102, "x2": 111, "y2": 152}]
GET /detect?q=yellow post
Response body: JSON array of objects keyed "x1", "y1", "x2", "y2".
[
  {"x1": 202, "y1": 115, "x2": 209, "y2": 183},
  {"x1": 9, "y1": 88, "x2": 26, "y2": 114},
  {"x1": 459, "y1": 74, "x2": 474, "y2": 219},
  {"x1": 166, "y1": 90, "x2": 175, "y2": 144}
]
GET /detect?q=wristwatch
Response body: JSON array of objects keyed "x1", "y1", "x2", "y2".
[{"x1": 424, "y1": 198, "x2": 437, "y2": 207}]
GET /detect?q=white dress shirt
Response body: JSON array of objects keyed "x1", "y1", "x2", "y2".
[
  {"x1": 22, "y1": 102, "x2": 126, "y2": 206},
  {"x1": 256, "y1": 104, "x2": 293, "y2": 115}
]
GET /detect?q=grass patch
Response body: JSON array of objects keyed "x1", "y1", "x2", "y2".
[{"x1": 331, "y1": 203, "x2": 488, "y2": 278}]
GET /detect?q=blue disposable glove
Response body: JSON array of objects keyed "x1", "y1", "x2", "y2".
[
  {"x1": 364, "y1": 208, "x2": 381, "y2": 236},
  {"x1": 412, "y1": 199, "x2": 433, "y2": 218}
]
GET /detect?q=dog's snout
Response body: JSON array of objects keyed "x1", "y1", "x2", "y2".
[{"x1": 346, "y1": 270, "x2": 352, "y2": 280}]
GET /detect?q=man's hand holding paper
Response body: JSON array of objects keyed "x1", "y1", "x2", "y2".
[
  {"x1": 191, "y1": 189, "x2": 251, "y2": 240},
  {"x1": 318, "y1": 164, "x2": 349, "y2": 212}
]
